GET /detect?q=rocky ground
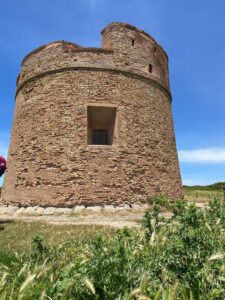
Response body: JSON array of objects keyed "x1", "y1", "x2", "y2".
[
  {"x1": 0, "y1": 197, "x2": 208, "y2": 228},
  {"x1": 0, "y1": 203, "x2": 150, "y2": 228}
]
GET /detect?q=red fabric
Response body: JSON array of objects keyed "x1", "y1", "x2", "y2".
[{"x1": 0, "y1": 156, "x2": 6, "y2": 168}]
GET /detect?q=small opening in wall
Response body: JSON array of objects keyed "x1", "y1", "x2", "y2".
[
  {"x1": 87, "y1": 106, "x2": 117, "y2": 146},
  {"x1": 153, "y1": 46, "x2": 157, "y2": 53},
  {"x1": 132, "y1": 39, "x2": 135, "y2": 46},
  {"x1": 149, "y1": 64, "x2": 153, "y2": 73}
]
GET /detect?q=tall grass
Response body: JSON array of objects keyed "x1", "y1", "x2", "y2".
[
  {"x1": 0, "y1": 196, "x2": 225, "y2": 299},
  {"x1": 183, "y1": 188, "x2": 223, "y2": 203}
]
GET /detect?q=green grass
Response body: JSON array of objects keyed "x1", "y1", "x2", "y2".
[
  {"x1": 183, "y1": 181, "x2": 225, "y2": 203},
  {"x1": 183, "y1": 188, "x2": 223, "y2": 203},
  {"x1": 0, "y1": 196, "x2": 225, "y2": 299},
  {"x1": 0, "y1": 221, "x2": 115, "y2": 253}
]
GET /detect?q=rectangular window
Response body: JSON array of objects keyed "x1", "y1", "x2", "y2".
[{"x1": 87, "y1": 106, "x2": 118, "y2": 146}]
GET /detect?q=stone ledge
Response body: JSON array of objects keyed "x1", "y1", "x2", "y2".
[{"x1": 0, "y1": 204, "x2": 148, "y2": 216}]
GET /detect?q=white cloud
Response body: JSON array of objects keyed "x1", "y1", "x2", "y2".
[
  {"x1": 178, "y1": 148, "x2": 225, "y2": 163},
  {"x1": 86, "y1": 0, "x2": 102, "y2": 8},
  {"x1": 182, "y1": 178, "x2": 216, "y2": 186}
]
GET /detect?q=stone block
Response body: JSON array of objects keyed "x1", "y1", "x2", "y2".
[
  {"x1": 43, "y1": 207, "x2": 56, "y2": 215},
  {"x1": 15, "y1": 207, "x2": 26, "y2": 214},
  {"x1": 54, "y1": 208, "x2": 72, "y2": 215},
  {"x1": 73, "y1": 205, "x2": 85, "y2": 213},
  {"x1": 34, "y1": 207, "x2": 45, "y2": 215},
  {"x1": 0, "y1": 206, "x2": 11, "y2": 214},
  {"x1": 86, "y1": 206, "x2": 102, "y2": 212},
  {"x1": 5, "y1": 206, "x2": 18, "y2": 214},
  {"x1": 23, "y1": 207, "x2": 37, "y2": 214},
  {"x1": 115, "y1": 204, "x2": 131, "y2": 211},
  {"x1": 131, "y1": 204, "x2": 142, "y2": 210},
  {"x1": 103, "y1": 205, "x2": 116, "y2": 212}
]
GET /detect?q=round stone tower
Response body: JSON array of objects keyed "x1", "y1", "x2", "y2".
[{"x1": 2, "y1": 22, "x2": 183, "y2": 207}]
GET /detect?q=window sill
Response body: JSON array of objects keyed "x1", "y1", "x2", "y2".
[{"x1": 87, "y1": 144, "x2": 118, "y2": 149}]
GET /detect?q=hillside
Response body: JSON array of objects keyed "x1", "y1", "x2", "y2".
[{"x1": 183, "y1": 181, "x2": 225, "y2": 191}]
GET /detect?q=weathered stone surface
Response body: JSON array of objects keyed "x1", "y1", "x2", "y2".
[
  {"x1": 0, "y1": 206, "x2": 17, "y2": 214},
  {"x1": 86, "y1": 206, "x2": 102, "y2": 212},
  {"x1": 54, "y1": 208, "x2": 72, "y2": 215},
  {"x1": 0, "y1": 206, "x2": 7, "y2": 214},
  {"x1": 43, "y1": 207, "x2": 56, "y2": 215},
  {"x1": 103, "y1": 205, "x2": 116, "y2": 212},
  {"x1": 1, "y1": 22, "x2": 183, "y2": 207},
  {"x1": 34, "y1": 207, "x2": 45, "y2": 215},
  {"x1": 121, "y1": 204, "x2": 132, "y2": 210},
  {"x1": 73, "y1": 205, "x2": 86, "y2": 213},
  {"x1": 131, "y1": 204, "x2": 142, "y2": 210},
  {"x1": 23, "y1": 207, "x2": 37, "y2": 214},
  {"x1": 15, "y1": 207, "x2": 26, "y2": 215}
]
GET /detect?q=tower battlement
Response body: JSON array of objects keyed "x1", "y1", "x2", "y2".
[{"x1": 18, "y1": 22, "x2": 170, "y2": 97}]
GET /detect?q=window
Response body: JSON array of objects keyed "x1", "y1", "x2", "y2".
[
  {"x1": 87, "y1": 106, "x2": 118, "y2": 145},
  {"x1": 93, "y1": 129, "x2": 107, "y2": 145},
  {"x1": 132, "y1": 39, "x2": 135, "y2": 46},
  {"x1": 149, "y1": 64, "x2": 153, "y2": 73}
]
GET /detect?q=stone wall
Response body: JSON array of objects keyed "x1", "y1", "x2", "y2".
[
  {"x1": 1, "y1": 22, "x2": 183, "y2": 207},
  {"x1": 101, "y1": 22, "x2": 169, "y2": 89}
]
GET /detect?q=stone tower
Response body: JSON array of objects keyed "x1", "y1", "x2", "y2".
[{"x1": 1, "y1": 22, "x2": 183, "y2": 207}]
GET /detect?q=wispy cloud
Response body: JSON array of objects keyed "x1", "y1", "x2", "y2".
[
  {"x1": 179, "y1": 148, "x2": 225, "y2": 163},
  {"x1": 182, "y1": 178, "x2": 216, "y2": 186},
  {"x1": 86, "y1": 0, "x2": 102, "y2": 9}
]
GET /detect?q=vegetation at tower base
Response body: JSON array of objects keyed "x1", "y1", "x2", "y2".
[{"x1": 0, "y1": 196, "x2": 225, "y2": 299}]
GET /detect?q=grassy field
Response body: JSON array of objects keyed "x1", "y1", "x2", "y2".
[
  {"x1": 0, "y1": 188, "x2": 223, "y2": 255},
  {"x1": 183, "y1": 181, "x2": 225, "y2": 203},
  {"x1": 183, "y1": 188, "x2": 224, "y2": 203},
  {"x1": 0, "y1": 195, "x2": 224, "y2": 299},
  {"x1": 0, "y1": 221, "x2": 115, "y2": 253}
]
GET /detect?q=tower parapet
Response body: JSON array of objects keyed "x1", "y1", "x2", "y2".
[{"x1": 17, "y1": 23, "x2": 170, "y2": 97}]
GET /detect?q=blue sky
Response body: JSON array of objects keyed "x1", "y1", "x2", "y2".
[{"x1": 0, "y1": 0, "x2": 225, "y2": 186}]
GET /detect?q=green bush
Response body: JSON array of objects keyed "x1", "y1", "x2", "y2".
[{"x1": 0, "y1": 196, "x2": 224, "y2": 299}]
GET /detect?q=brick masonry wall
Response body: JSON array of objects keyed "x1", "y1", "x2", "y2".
[
  {"x1": 1, "y1": 22, "x2": 183, "y2": 207},
  {"x1": 101, "y1": 22, "x2": 169, "y2": 89}
]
